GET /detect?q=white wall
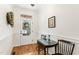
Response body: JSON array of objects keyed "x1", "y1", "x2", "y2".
[
  {"x1": 38, "y1": 4, "x2": 79, "y2": 39},
  {"x1": 12, "y1": 6, "x2": 39, "y2": 46},
  {"x1": 38, "y1": 4, "x2": 79, "y2": 54},
  {"x1": 0, "y1": 5, "x2": 13, "y2": 54}
]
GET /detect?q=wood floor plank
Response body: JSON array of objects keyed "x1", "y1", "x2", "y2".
[{"x1": 12, "y1": 44, "x2": 39, "y2": 55}]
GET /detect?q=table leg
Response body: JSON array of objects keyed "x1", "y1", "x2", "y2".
[
  {"x1": 44, "y1": 48, "x2": 46, "y2": 55},
  {"x1": 55, "y1": 45, "x2": 56, "y2": 54}
]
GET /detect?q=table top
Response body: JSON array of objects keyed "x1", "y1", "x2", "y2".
[{"x1": 37, "y1": 39, "x2": 58, "y2": 47}]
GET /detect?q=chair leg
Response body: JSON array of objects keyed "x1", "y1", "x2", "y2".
[
  {"x1": 46, "y1": 48, "x2": 48, "y2": 54},
  {"x1": 55, "y1": 45, "x2": 56, "y2": 54}
]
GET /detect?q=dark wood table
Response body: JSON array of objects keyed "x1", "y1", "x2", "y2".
[{"x1": 37, "y1": 39, "x2": 58, "y2": 55}]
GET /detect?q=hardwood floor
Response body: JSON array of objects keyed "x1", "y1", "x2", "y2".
[{"x1": 12, "y1": 44, "x2": 43, "y2": 55}]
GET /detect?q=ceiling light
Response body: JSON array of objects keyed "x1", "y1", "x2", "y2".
[{"x1": 30, "y1": 4, "x2": 35, "y2": 7}]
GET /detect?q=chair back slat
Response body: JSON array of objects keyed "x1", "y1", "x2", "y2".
[{"x1": 56, "y1": 40, "x2": 75, "y2": 55}]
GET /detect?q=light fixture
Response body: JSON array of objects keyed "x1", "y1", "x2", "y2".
[{"x1": 30, "y1": 4, "x2": 35, "y2": 7}]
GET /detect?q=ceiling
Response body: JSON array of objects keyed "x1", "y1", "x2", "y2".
[{"x1": 13, "y1": 4, "x2": 41, "y2": 10}]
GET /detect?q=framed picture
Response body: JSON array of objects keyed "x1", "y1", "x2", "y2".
[{"x1": 48, "y1": 16, "x2": 56, "y2": 28}]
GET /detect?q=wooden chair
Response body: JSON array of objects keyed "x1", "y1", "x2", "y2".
[{"x1": 52, "y1": 40, "x2": 75, "y2": 55}]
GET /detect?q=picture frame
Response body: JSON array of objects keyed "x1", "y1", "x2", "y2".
[{"x1": 48, "y1": 16, "x2": 56, "y2": 28}]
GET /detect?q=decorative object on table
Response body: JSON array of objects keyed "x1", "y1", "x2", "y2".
[
  {"x1": 41, "y1": 35, "x2": 45, "y2": 39},
  {"x1": 48, "y1": 35, "x2": 50, "y2": 42},
  {"x1": 6, "y1": 12, "x2": 14, "y2": 27},
  {"x1": 41, "y1": 35, "x2": 47, "y2": 40},
  {"x1": 48, "y1": 16, "x2": 56, "y2": 28}
]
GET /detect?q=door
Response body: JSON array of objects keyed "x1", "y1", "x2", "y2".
[{"x1": 20, "y1": 14, "x2": 33, "y2": 45}]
